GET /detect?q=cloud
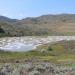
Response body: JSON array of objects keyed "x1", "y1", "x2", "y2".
[
  {"x1": 1, "y1": 13, "x2": 9, "y2": 16},
  {"x1": 0, "y1": 13, "x2": 14, "y2": 19}
]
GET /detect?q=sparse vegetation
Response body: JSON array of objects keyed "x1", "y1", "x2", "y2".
[
  {"x1": 0, "y1": 40, "x2": 75, "y2": 75},
  {"x1": 0, "y1": 40, "x2": 75, "y2": 64},
  {"x1": 1, "y1": 14, "x2": 75, "y2": 36},
  {"x1": 0, "y1": 14, "x2": 75, "y2": 75}
]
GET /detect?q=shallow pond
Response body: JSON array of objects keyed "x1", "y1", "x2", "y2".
[{"x1": 0, "y1": 36, "x2": 75, "y2": 52}]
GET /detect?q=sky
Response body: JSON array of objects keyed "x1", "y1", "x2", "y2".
[{"x1": 0, "y1": 0, "x2": 75, "y2": 19}]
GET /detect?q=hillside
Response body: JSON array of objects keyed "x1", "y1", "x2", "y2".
[
  {"x1": 1, "y1": 14, "x2": 75, "y2": 36},
  {"x1": 0, "y1": 16, "x2": 17, "y2": 23}
]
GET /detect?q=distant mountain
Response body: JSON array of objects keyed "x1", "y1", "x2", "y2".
[
  {"x1": 17, "y1": 14, "x2": 75, "y2": 24},
  {"x1": 1, "y1": 14, "x2": 75, "y2": 37},
  {"x1": 0, "y1": 16, "x2": 18, "y2": 23}
]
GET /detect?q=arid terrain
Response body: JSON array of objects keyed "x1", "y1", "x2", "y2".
[
  {"x1": 1, "y1": 14, "x2": 75, "y2": 36},
  {"x1": 1, "y1": 13, "x2": 75, "y2": 75},
  {"x1": 0, "y1": 62, "x2": 75, "y2": 75},
  {"x1": 0, "y1": 0, "x2": 75, "y2": 74},
  {"x1": 0, "y1": 36, "x2": 75, "y2": 75}
]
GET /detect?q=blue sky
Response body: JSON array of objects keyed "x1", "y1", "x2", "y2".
[{"x1": 0, "y1": 0, "x2": 75, "y2": 19}]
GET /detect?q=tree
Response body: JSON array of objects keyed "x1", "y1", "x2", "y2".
[{"x1": 0, "y1": 26, "x2": 5, "y2": 33}]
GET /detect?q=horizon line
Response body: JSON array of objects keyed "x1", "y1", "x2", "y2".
[{"x1": 0, "y1": 13, "x2": 75, "y2": 20}]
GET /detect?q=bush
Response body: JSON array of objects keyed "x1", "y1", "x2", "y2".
[{"x1": 47, "y1": 46, "x2": 53, "y2": 51}]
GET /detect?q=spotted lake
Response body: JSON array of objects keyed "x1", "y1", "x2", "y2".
[{"x1": 0, "y1": 36, "x2": 75, "y2": 52}]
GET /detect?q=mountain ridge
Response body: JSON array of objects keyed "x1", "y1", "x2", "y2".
[{"x1": 0, "y1": 14, "x2": 75, "y2": 36}]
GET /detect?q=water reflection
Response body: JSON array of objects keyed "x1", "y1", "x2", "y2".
[{"x1": 0, "y1": 42, "x2": 36, "y2": 52}]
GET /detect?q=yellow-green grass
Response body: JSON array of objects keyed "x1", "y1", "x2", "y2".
[
  {"x1": 0, "y1": 50, "x2": 53, "y2": 63},
  {"x1": 0, "y1": 40, "x2": 75, "y2": 64}
]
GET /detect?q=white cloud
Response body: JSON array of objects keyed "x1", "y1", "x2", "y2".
[{"x1": 1, "y1": 13, "x2": 8, "y2": 16}]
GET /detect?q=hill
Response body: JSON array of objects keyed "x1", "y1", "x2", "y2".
[
  {"x1": 1, "y1": 14, "x2": 75, "y2": 36},
  {"x1": 0, "y1": 16, "x2": 17, "y2": 23}
]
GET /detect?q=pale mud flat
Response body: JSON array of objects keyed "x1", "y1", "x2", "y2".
[{"x1": 0, "y1": 36, "x2": 75, "y2": 51}]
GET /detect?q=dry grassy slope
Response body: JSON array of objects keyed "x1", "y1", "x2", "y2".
[
  {"x1": 15, "y1": 22, "x2": 75, "y2": 35},
  {"x1": 1, "y1": 14, "x2": 75, "y2": 36},
  {"x1": 0, "y1": 22, "x2": 25, "y2": 37},
  {"x1": 15, "y1": 14, "x2": 75, "y2": 35},
  {"x1": 57, "y1": 23, "x2": 75, "y2": 32}
]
